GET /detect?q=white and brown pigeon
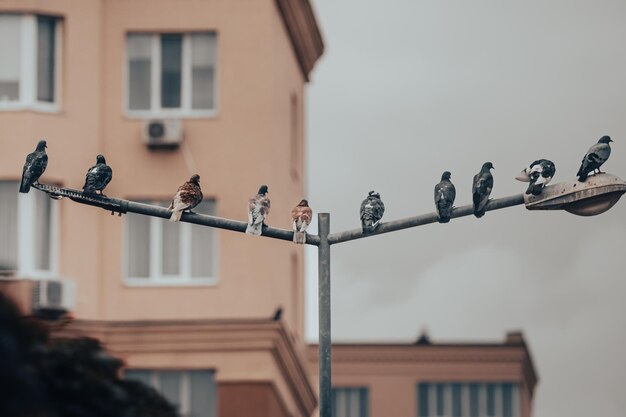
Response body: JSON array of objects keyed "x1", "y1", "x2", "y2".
[
  {"x1": 472, "y1": 162, "x2": 494, "y2": 218},
  {"x1": 83, "y1": 154, "x2": 113, "y2": 196},
  {"x1": 246, "y1": 185, "x2": 271, "y2": 236},
  {"x1": 577, "y1": 136, "x2": 612, "y2": 182},
  {"x1": 434, "y1": 171, "x2": 456, "y2": 223},
  {"x1": 515, "y1": 159, "x2": 556, "y2": 195},
  {"x1": 168, "y1": 174, "x2": 203, "y2": 222},
  {"x1": 19, "y1": 140, "x2": 48, "y2": 193},
  {"x1": 360, "y1": 191, "x2": 385, "y2": 234},
  {"x1": 291, "y1": 199, "x2": 312, "y2": 244}
]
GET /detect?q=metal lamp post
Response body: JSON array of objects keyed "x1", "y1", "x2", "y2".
[{"x1": 33, "y1": 173, "x2": 626, "y2": 417}]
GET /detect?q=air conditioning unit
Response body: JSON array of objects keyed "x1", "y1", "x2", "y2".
[
  {"x1": 32, "y1": 279, "x2": 75, "y2": 319},
  {"x1": 142, "y1": 119, "x2": 183, "y2": 149}
]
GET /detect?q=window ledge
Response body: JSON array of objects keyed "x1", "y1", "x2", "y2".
[
  {"x1": 0, "y1": 103, "x2": 61, "y2": 114},
  {"x1": 123, "y1": 277, "x2": 218, "y2": 287},
  {"x1": 124, "y1": 109, "x2": 218, "y2": 120}
]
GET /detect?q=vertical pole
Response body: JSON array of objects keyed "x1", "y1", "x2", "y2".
[{"x1": 318, "y1": 213, "x2": 332, "y2": 417}]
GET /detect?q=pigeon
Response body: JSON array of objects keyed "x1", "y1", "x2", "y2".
[
  {"x1": 246, "y1": 185, "x2": 271, "y2": 236},
  {"x1": 83, "y1": 155, "x2": 113, "y2": 196},
  {"x1": 515, "y1": 159, "x2": 556, "y2": 195},
  {"x1": 434, "y1": 171, "x2": 456, "y2": 223},
  {"x1": 472, "y1": 162, "x2": 494, "y2": 218},
  {"x1": 360, "y1": 191, "x2": 385, "y2": 234},
  {"x1": 168, "y1": 174, "x2": 203, "y2": 222},
  {"x1": 19, "y1": 140, "x2": 48, "y2": 193},
  {"x1": 577, "y1": 135, "x2": 613, "y2": 182},
  {"x1": 272, "y1": 306, "x2": 283, "y2": 321},
  {"x1": 291, "y1": 199, "x2": 312, "y2": 244}
]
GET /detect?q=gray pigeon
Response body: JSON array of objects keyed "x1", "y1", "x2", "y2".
[
  {"x1": 83, "y1": 155, "x2": 113, "y2": 196},
  {"x1": 19, "y1": 140, "x2": 48, "y2": 193},
  {"x1": 360, "y1": 191, "x2": 385, "y2": 233},
  {"x1": 577, "y1": 136, "x2": 612, "y2": 182},
  {"x1": 434, "y1": 171, "x2": 456, "y2": 223},
  {"x1": 515, "y1": 159, "x2": 556, "y2": 195},
  {"x1": 246, "y1": 185, "x2": 271, "y2": 236},
  {"x1": 472, "y1": 162, "x2": 494, "y2": 218}
]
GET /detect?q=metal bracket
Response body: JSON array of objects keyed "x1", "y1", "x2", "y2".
[{"x1": 33, "y1": 183, "x2": 128, "y2": 215}]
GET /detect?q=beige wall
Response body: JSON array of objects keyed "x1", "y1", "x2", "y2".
[
  {"x1": 0, "y1": 0, "x2": 308, "y2": 338},
  {"x1": 308, "y1": 343, "x2": 536, "y2": 417}
]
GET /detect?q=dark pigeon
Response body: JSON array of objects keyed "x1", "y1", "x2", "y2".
[
  {"x1": 577, "y1": 135, "x2": 612, "y2": 182},
  {"x1": 246, "y1": 185, "x2": 271, "y2": 236},
  {"x1": 434, "y1": 171, "x2": 456, "y2": 223},
  {"x1": 19, "y1": 140, "x2": 48, "y2": 193},
  {"x1": 472, "y1": 162, "x2": 494, "y2": 218},
  {"x1": 168, "y1": 174, "x2": 203, "y2": 222},
  {"x1": 515, "y1": 159, "x2": 556, "y2": 195},
  {"x1": 272, "y1": 307, "x2": 283, "y2": 321},
  {"x1": 360, "y1": 190, "x2": 385, "y2": 233},
  {"x1": 83, "y1": 154, "x2": 113, "y2": 196}
]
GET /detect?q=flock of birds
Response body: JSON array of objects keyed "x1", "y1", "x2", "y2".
[{"x1": 19, "y1": 135, "x2": 614, "y2": 243}]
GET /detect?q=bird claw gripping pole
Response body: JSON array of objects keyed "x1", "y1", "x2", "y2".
[{"x1": 33, "y1": 183, "x2": 128, "y2": 216}]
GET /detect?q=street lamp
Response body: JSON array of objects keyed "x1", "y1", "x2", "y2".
[
  {"x1": 33, "y1": 172, "x2": 624, "y2": 417},
  {"x1": 524, "y1": 173, "x2": 626, "y2": 216}
]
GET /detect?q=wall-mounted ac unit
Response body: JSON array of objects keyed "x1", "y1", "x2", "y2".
[
  {"x1": 32, "y1": 279, "x2": 75, "y2": 319},
  {"x1": 142, "y1": 119, "x2": 183, "y2": 149}
]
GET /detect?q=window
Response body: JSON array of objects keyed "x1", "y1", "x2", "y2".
[
  {"x1": 124, "y1": 200, "x2": 217, "y2": 284},
  {"x1": 126, "y1": 32, "x2": 217, "y2": 116},
  {"x1": 0, "y1": 181, "x2": 57, "y2": 277},
  {"x1": 125, "y1": 369, "x2": 217, "y2": 417},
  {"x1": 332, "y1": 387, "x2": 368, "y2": 417},
  {"x1": 0, "y1": 14, "x2": 61, "y2": 110},
  {"x1": 417, "y1": 382, "x2": 519, "y2": 417}
]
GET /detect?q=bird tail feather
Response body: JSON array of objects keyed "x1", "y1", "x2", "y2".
[
  {"x1": 437, "y1": 203, "x2": 452, "y2": 223},
  {"x1": 19, "y1": 180, "x2": 30, "y2": 194},
  {"x1": 246, "y1": 222, "x2": 262, "y2": 236},
  {"x1": 169, "y1": 210, "x2": 183, "y2": 222},
  {"x1": 294, "y1": 231, "x2": 306, "y2": 244}
]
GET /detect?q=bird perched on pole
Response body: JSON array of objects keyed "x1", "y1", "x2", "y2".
[
  {"x1": 83, "y1": 155, "x2": 113, "y2": 196},
  {"x1": 472, "y1": 162, "x2": 494, "y2": 218},
  {"x1": 515, "y1": 159, "x2": 556, "y2": 195},
  {"x1": 577, "y1": 135, "x2": 613, "y2": 182},
  {"x1": 291, "y1": 199, "x2": 312, "y2": 244},
  {"x1": 246, "y1": 185, "x2": 271, "y2": 236},
  {"x1": 434, "y1": 171, "x2": 456, "y2": 223},
  {"x1": 360, "y1": 191, "x2": 385, "y2": 234},
  {"x1": 19, "y1": 140, "x2": 48, "y2": 193},
  {"x1": 168, "y1": 174, "x2": 203, "y2": 222}
]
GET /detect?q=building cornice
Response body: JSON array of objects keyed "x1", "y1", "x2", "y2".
[
  {"x1": 275, "y1": 0, "x2": 324, "y2": 81},
  {"x1": 55, "y1": 318, "x2": 317, "y2": 417},
  {"x1": 308, "y1": 340, "x2": 539, "y2": 397}
]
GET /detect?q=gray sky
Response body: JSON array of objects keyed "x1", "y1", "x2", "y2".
[{"x1": 303, "y1": 1, "x2": 626, "y2": 416}]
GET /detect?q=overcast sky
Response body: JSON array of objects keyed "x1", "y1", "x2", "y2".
[{"x1": 303, "y1": 1, "x2": 626, "y2": 416}]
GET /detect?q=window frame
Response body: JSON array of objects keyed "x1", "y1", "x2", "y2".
[
  {"x1": 416, "y1": 382, "x2": 520, "y2": 417},
  {"x1": 0, "y1": 181, "x2": 59, "y2": 279},
  {"x1": 124, "y1": 32, "x2": 218, "y2": 119},
  {"x1": 123, "y1": 199, "x2": 219, "y2": 286},
  {"x1": 125, "y1": 369, "x2": 217, "y2": 417},
  {"x1": 0, "y1": 14, "x2": 62, "y2": 113},
  {"x1": 332, "y1": 386, "x2": 369, "y2": 417}
]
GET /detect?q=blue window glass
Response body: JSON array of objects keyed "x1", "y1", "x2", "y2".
[
  {"x1": 502, "y1": 383, "x2": 513, "y2": 417},
  {"x1": 469, "y1": 383, "x2": 480, "y2": 417},
  {"x1": 486, "y1": 383, "x2": 496, "y2": 416},
  {"x1": 436, "y1": 383, "x2": 445, "y2": 416},
  {"x1": 418, "y1": 383, "x2": 429, "y2": 417},
  {"x1": 451, "y1": 383, "x2": 462, "y2": 417}
]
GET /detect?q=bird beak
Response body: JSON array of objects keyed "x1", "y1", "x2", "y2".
[{"x1": 515, "y1": 171, "x2": 530, "y2": 182}]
